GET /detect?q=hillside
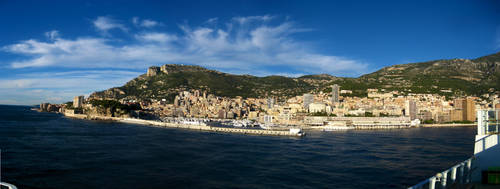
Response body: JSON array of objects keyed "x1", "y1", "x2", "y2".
[
  {"x1": 359, "y1": 51, "x2": 500, "y2": 96},
  {"x1": 90, "y1": 51, "x2": 500, "y2": 102},
  {"x1": 91, "y1": 64, "x2": 322, "y2": 102}
]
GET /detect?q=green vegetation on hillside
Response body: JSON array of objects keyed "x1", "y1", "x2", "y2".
[{"x1": 90, "y1": 51, "x2": 500, "y2": 101}]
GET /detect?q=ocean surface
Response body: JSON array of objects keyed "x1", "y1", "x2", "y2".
[{"x1": 0, "y1": 105, "x2": 475, "y2": 189}]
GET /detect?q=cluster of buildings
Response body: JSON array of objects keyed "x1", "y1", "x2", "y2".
[
  {"x1": 140, "y1": 90, "x2": 267, "y2": 120},
  {"x1": 48, "y1": 64, "x2": 500, "y2": 127},
  {"x1": 39, "y1": 103, "x2": 63, "y2": 112},
  {"x1": 38, "y1": 95, "x2": 85, "y2": 114},
  {"x1": 135, "y1": 84, "x2": 499, "y2": 126}
]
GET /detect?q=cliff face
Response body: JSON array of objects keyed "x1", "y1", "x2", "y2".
[{"x1": 90, "y1": 52, "x2": 500, "y2": 101}]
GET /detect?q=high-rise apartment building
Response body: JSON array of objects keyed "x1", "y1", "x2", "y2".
[
  {"x1": 405, "y1": 100, "x2": 417, "y2": 120},
  {"x1": 453, "y1": 98, "x2": 476, "y2": 121},
  {"x1": 464, "y1": 98, "x2": 476, "y2": 122},
  {"x1": 331, "y1": 84, "x2": 339, "y2": 104},
  {"x1": 303, "y1": 94, "x2": 314, "y2": 110},
  {"x1": 73, "y1": 96, "x2": 84, "y2": 108},
  {"x1": 267, "y1": 97, "x2": 275, "y2": 109}
]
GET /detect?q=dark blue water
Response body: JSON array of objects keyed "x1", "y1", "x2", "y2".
[{"x1": 0, "y1": 105, "x2": 475, "y2": 188}]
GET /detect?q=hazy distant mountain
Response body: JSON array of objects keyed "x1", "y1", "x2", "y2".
[{"x1": 90, "y1": 51, "x2": 500, "y2": 102}]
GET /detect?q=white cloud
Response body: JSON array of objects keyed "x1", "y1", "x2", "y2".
[
  {"x1": 205, "y1": 17, "x2": 218, "y2": 24},
  {"x1": 45, "y1": 30, "x2": 60, "y2": 40},
  {"x1": 4, "y1": 15, "x2": 369, "y2": 76},
  {"x1": 132, "y1": 17, "x2": 161, "y2": 28},
  {"x1": 0, "y1": 70, "x2": 141, "y2": 105},
  {"x1": 135, "y1": 32, "x2": 177, "y2": 43},
  {"x1": 0, "y1": 70, "x2": 141, "y2": 89},
  {"x1": 232, "y1": 15, "x2": 274, "y2": 24},
  {"x1": 132, "y1": 17, "x2": 139, "y2": 25},
  {"x1": 0, "y1": 15, "x2": 373, "y2": 105},
  {"x1": 93, "y1": 16, "x2": 127, "y2": 34},
  {"x1": 141, "y1": 19, "x2": 159, "y2": 27}
]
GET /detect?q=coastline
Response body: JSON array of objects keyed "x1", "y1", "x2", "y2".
[
  {"x1": 62, "y1": 111, "x2": 476, "y2": 137},
  {"x1": 421, "y1": 123, "x2": 475, "y2": 127}
]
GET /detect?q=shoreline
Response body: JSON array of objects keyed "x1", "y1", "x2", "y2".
[
  {"x1": 421, "y1": 123, "x2": 475, "y2": 127},
  {"x1": 63, "y1": 112, "x2": 476, "y2": 136}
]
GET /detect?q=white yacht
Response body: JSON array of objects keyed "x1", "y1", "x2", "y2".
[
  {"x1": 181, "y1": 119, "x2": 206, "y2": 126},
  {"x1": 322, "y1": 125, "x2": 354, "y2": 131}
]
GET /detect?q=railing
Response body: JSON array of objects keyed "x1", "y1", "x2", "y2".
[
  {"x1": 408, "y1": 157, "x2": 474, "y2": 189},
  {"x1": 485, "y1": 121, "x2": 499, "y2": 135},
  {"x1": 478, "y1": 109, "x2": 499, "y2": 135},
  {"x1": 0, "y1": 182, "x2": 17, "y2": 189}
]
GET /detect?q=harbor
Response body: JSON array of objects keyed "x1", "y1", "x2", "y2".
[{"x1": 64, "y1": 113, "x2": 305, "y2": 137}]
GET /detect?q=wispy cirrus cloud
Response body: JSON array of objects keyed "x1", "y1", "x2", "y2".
[
  {"x1": 135, "y1": 32, "x2": 178, "y2": 43},
  {"x1": 132, "y1": 17, "x2": 162, "y2": 28},
  {"x1": 45, "y1": 30, "x2": 60, "y2": 40},
  {"x1": 4, "y1": 15, "x2": 368, "y2": 76},
  {"x1": 0, "y1": 70, "x2": 142, "y2": 105},
  {"x1": 205, "y1": 17, "x2": 218, "y2": 25},
  {"x1": 1, "y1": 15, "x2": 371, "y2": 104},
  {"x1": 232, "y1": 15, "x2": 274, "y2": 24},
  {"x1": 93, "y1": 16, "x2": 127, "y2": 34}
]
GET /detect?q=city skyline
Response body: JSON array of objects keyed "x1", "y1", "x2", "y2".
[{"x1": 0, "y1": 0, "x2": 499, "y2": 105}]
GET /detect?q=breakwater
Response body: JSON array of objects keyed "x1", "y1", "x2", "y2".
[
  {"x1": 421, "y1": 123, "x2": 475, "y2": 127},
  {"x1": 64, "y1": 113, "x2": 303, "y2": 137},
  {"x1": 353, "y1": 125, "x2": 413, "y2": 130}
]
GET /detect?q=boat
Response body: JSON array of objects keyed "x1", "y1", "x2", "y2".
[
  {"x1": 259, "y1": 123, "x2": 275, "y2": 130},
  {"x1": 232, "y1": 120, "x2": 246, "y2": 127},
  {"x1": 181, "y1": 119, "x2": 207, "y2": 126},
  {"x1": 289, "y1": 128, "x2": 305, "y2": 136},
  {"x1": 322, "y1": 125, "x2": 354, "y2": 131}
]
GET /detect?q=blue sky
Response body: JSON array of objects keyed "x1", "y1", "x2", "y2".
[{"x1": 0, "y1": 0, "x2": 499, "y2": 105}]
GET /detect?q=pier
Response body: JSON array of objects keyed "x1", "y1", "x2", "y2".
[
  {"x1": 353, "y1": 125, "x2": 413, "y2": 130},
  {"x1": 62, "y1": 111, "x2": 304, "y2": 137},
  {"x1": 120, "y1": 118, "x2": 304, "y2": 136}
]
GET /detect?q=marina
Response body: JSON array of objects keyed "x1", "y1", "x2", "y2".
[
  {"x1": 65, "y1": 111, "x2": 427, "y2": 136},
  {"x1": 120, "y1": 118, "x2": 305, "y2": 137}
]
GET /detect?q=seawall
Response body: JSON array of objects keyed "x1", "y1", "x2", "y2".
[
  {"x1": 421, "y1": 123, "x2": 475, "y2": 127},
  {"x1": 63, "y1": 113, "x2": 303, "y2": 137}
]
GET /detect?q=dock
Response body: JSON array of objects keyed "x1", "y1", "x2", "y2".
[
  {"x1": 120, "y1": 118, "x2": 304, "y2": 136},
  {"x1": 62, "y1": 114, "x2": 304, "y2": 137}
]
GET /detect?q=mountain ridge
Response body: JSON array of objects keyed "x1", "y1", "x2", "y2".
[{"x1": 90, "y1": 51, "x2": 500, "y2": 102}]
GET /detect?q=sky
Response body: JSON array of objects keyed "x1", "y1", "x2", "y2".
[{"x1": 0, "y1": 0, "x2": 499, "y2": 105}]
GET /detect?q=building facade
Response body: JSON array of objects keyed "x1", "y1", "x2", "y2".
[
  {"x1": 331, "y1": 84, "x2": 339, "y2": 104},
  {"x1": 303, "y1": 94, "x2": 314, "y2": 110},
  {"x1": 405, "y1": 100, "x2": 417, "y2": 120},
  {"x1": 73, "y1": 96, "x2": 84, "y2": 108}
]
